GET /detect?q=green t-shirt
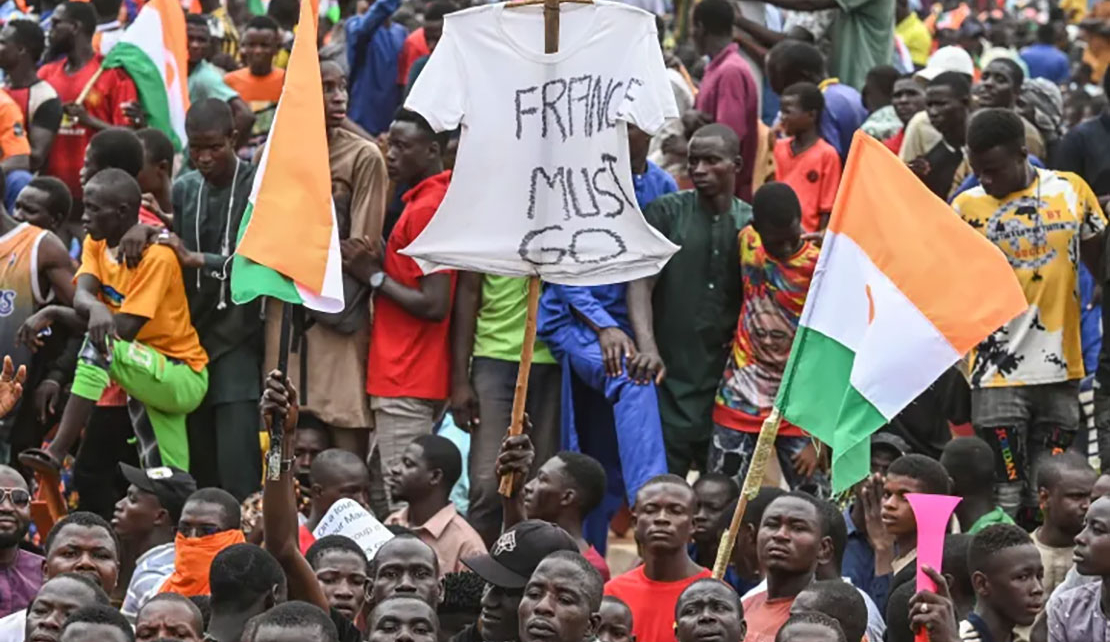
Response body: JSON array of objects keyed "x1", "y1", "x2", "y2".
[
  {"x1": 967, "y1": 506, "x2": 1016, "y2": 534},
  {"x1": 188, "y1": 60, "x2": 239, "y2": 104},
  {"x1": 829, "y1": 0, "x2": 895, "y2": 90},
  {"x1": 473, "y1": 275, "x2": 556, "y2": 364}
]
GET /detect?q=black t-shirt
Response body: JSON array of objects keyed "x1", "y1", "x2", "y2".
[
  {"x1": 331, "y1": 607, "x2": 362, "y2": 642},
  {"x1": 448, "y1": 622, "x2": 485, "y2": 642},
  {"x1": 921, "y1": 140, "x2": 966, "y2": 201}
]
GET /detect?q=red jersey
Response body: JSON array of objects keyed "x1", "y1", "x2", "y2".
[
  {"x1": 38, "y1": 56, "x2": 138, "y2": 203},
  {"x1": 604, "y1": 566, "x2": 711, "y2": 642}
]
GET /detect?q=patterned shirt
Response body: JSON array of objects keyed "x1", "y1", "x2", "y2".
[
  {"x1": 120, "y1": 542, "x2": 175, "y2": 623},
  {"x1": 1048, "y1": 580, "x2": 1109, "y2": 642}
]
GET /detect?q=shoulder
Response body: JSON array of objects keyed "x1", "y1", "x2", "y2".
[
  {"x1": 951, "y1": 186, "x2": 987, "y2": 210},
  {"x1": 223, "y1": 68, "x2": 249, "y2": 88},
  {"x1": 646, "y1": 190, "x2": 695, "y2": 216},
  {"x1": 335, "y1": 128, "x2": 385, "y2": 163},
  {"x1": 139, "y1": 244, "x2": 183, "y2": 273}
]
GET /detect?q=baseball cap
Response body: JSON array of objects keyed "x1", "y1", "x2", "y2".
[
  {"x1": 119, "y1": 463, "x2": 197, "y2": 523},
  {"x1": 915, "y1": 46, "x2": 975, "y2": 81},
  {"x1": 462, "y1": 520, "x2": 577, "y2": 589},
  {"x1": 871, "y1": 432, "x2": 910, "y2": 458}
]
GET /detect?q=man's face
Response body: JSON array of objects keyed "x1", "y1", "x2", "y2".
[
  {"x1": 80, "y1": 181, "x2": 123, "y2": 242},
  {"x1": 692, "y1": 480, "x2": 733, "y2": 545},
  {"x1": 388, "y1": 444, "x2": 433, "y2": 503},
  {"x1": 187, "y1": 128, "x2": 237, "y2": 186},
  {"x1": 177, "y1": 500, "x2": 229, "y2": 538},
  {"x1": 25, "y1": 579, "x2": 100, "y2": 642},
  {"x1": 293, "y1": 428, "x2": 329, "y2": 483},
  {"x1": 59, "y1": 623, "x2": 129, "y2": 642},
  {"x1": 112, "y1": 484, "x2": 164, "y2": 541},
  {"x1": 424, "y1": 19, "x2": 444, "y2": 51},
  {"x1": 386, "y1": 120, "x2": 435, "y2": 184},
  {"x1": 633, "y1": 482, "x2": 695, "y2": 556},
  {"x1": 0, "y1": 470, "x2": 31, "y2": 549},
  {"x1": 968, "y1": 144, "x2": 1027, "y2": 199},
  {"x1": 687, "y1": 135, "x2": 736, "y2": 199},
  {"x1": 480, "y1": 584, "x2": 524, "y2": 641},
  {"x1": 78, "y1": 146, "x2": 101, "y2": 189},
  {"x1": 778, "y1": 95, "x2": 814, "y2": 137},
  {"x1": 757, "y1": 497, "x2": 827, "y2": 575},
  {"x1": 367, "y1": 598, "x2": 438, "y2": 642},
  {"x1": 891, "y1": 78, "x2": 926, "y2": 125},
  {"x1": 518, "y1": 557, "x2": 599, "y2": 642},
  {"x1": 0, "y1": 26, "x2": 22, "y2": 70},
  {"x1": 752, "y1": 218, "x2": 802, "y2": 262},
  {"x1": 976, "y1": 544, "x2": 1044, "y2": 627},
  {"x1": 49, "y1": 8, "x2": 78, "y2": 54},
  {"x1": 240, "y1": 27, "x2": 278, "y2": 76},
  {"x1": 881, "y1": 474, "x2": 926, "y2": 538},
  {"x1": 870, "y1": 447, "x2": 899, "y2": 478},
  {"x1": 596, "y1": 601, "x2": 634, "y2": 642},
  {"x1": 370, "y1": 538, "x2": 439, "y2": 606},
  {"x1": 675, "y1": 583, "x2": 745, "y2": 642},
  {"x1": 1074, "y1": 497, "x2": 1110, "y2": 575},
  {"x1": 925, "y1": 85, "x2": 967, "y2": 140},
  {"x1": 45, "y1": 525, "x2": 119, "y2": 592},
  {"x1": 1042, "y1": 468, "x2": 1097, "y2": 539},
  {"x1": 186, "y1": 23, "x2": 211, "y2": 65},
  {"x1": 315, "y1": 549, "x2": 369, "y2": 622},
  {"x1": 321, "y1": 62, "x2": 349, "y2": 130},
  {"x1": 523, "y1": 457, "x2": 571, "y2": 522},
  {"x1": 135, "y1": 599, "x2": 203, "y2": 642},
  {"x1": 14, "y1": 187, "x2": 62, "y2": 230},
  {"x1": 313, "y1": 466, "x2": 371, "y2": 516},
  {"x1": 977, "y1": 61, "x2": 1018, "y2": 109}
]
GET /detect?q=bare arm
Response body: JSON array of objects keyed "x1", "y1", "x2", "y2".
[
  {"x1": 627, "y1": 276, "x2": 660, "y2": 356},
  {"x1": 39, "y1": 233, "x2": 75, "y2": 307},
  {"x1": 27, "y1": 126, "x2": 55, "y2": 172},
  {"x1": 378, "y1": 272, "x2": 453, "y2": 321},
  {"x1": 735, "y1": 16, "x2": 785, "y2": 49},
  {"x1": 449, "y1": 271, "x2": 482, "y2": 430}
]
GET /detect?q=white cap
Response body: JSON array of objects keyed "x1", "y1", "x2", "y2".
[{"x1": 915, "y1": 46, "x2": 975, "y2": 81}]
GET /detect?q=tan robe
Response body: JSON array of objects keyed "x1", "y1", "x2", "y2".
[{"x1": 264, "y1": 127, "x2": 387, "y2": 428}]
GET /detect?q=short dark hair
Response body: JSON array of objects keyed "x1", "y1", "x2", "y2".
[
  {"x1": 371, "y1": 533, "x2": 440, "y2": 577},
  {"x1": 968, "y1": 524, "x2": 1033, "y2": 575},
  {"x1": 311, "y1": 448, "x2": 370, "y2": 490},
  {"x1": 556, "y1": 451, "x2": 607, "y2": 515},
  {"x1": 136, "y1": 128, "x2": 175, "y2": 169},
  {"x1": 769, "y1": 40, "x2": 825, "y2": 84},
  {"x1": 61, "y1": 2, "x2": 97, "y2": 37},
  {"x1": 1036, "y1": 452, "x2": 1095, "y2": 490},
  {"x1": 46, "y1": 511, "x2": 120, "y2": 558},
  {"x1": 209, "y1": 544, "x2": 286, "y2": 611},
  {"x1": 928, "y1": 71, "x2": 972, "y2": 99},
  {"x1": 25, "y1": 176, "x2": 72, "y2": 221},
  {"x1": 967, "y1": 108, "x2": 1026, "y2": 155},
  {"x1": 1036, "y1": 22, "x2": 1057, "y2": 43},
  {"x1": 865, "y1": 64, "x2": 900, "y2": 96},
  {"x1": 695, "y1": 473, "x2": 739, "y2": 504},
  {"x1": 185, "y1": 98, "x2": 235, "y2": 137},
  {"x1": 539, "y1": 551, "x2": 603, "y2": 610},
  {"x1": 438, "y1": 571, "x2": 484, "y2": 615},
  {"x1": 692, "y1": 0, "x2": 734, "y2": 36},
  {"x1": 184, "y1": 487, "x2": 242, "y2": 530},
  {"x1": 44, "y1": 572, "x2": 111, "y2": 607},
  {"x1": 393, "y1": 107, "x2": 447, "y2": 150},
  {"x1": 424, "y1": 0, "x2": 457, "y2": 22},
  {"x1": 6, "y1": 19, "x2": 44, "y2": 62},
  {"x1": 795, "y1": 581, "x2": 866, "y2": 642},
  {"x1": 87, "y1": 168, "x2": 141, "y2": 213},
  {"x1": 817, "y1": 500, "x2": 847, "y2": 573},
  {"x1": 942, "y1": 533, "x2": 973, "y2": 600},
  {"x1": 139, "y1": 592, "x2": 204, "y2": 634},
  {"x1": 753, "y1": 182, "x2": 802, "y2": 230},
  {"x1": 777, "y1": 612, "x2": 847, "y2": 642},
  {"x1": 87, "y1": 127, "x2": 145, "y2": 178},
  {"x1": 306, "y1": 535, "x2": 369, "y2": 572},
  {"x1": 676, "y1": 578, "x2": 743, "y2": 618},
  {"x1": 783, "y1": 81, "x2": 825, "y2": 115},
  {"x1": 691, "y1": 123, "x2": 740, "y2": 157},
  {"x1": 717, "y1": 486, "x2": 787, "y2": 533},
  {"x1": 251, "y1": 601, "x2": 338, "y2": 642},
  {"x1": 185, "y1": 13, "x2": 210, "y2": 29},
  {"x1": 63, "y1": 604, "x2": 134, "y2": 642},
  {"x1": 635, "y1": 474, "x2": 694, "y2": 509},
  {"x1": 413, "y1": 434, "x2": 463, "y2": 488},
  {"x1": 940, "y1": 437, "x2": 992, "y2": 497},
  {"x1": 245, "y1": 14, "x2": 280, "y2": 33},
  {"x1": 90, "y1": 0, "x2": 122, "y2": 22},
  {"x1": 884, "y1": 581, "x2": 916, "y2": 642},
  {"x1": 189, "y1": 595, "x2": 212, "y2": 630},
  {"x1": 988, "y1": 57, "x2": 1025, "y2": 87},
  {"x1": 887, "y1": 454, "x2": 951, "y2": 495},
  {"x1": 765, "y1": 491, "x2": 828, "y2": 536}
]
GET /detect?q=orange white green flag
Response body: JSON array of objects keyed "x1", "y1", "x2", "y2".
[
  {"x1": 230, "y1": 0, "x2": 343, "y2": 313},
  {"x1": 775, "y1": 132, "x2": 1027, "y2": 493}
]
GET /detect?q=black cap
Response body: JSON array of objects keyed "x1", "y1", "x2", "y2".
[
  {"x1": 871, "y1": 432, "x2": 910, "y2": 457},
  {"x1": 119, "y1": 463, "x2": 197, "y2": 523},
  {"x1": 462, "y1": 520, "x2": 577, "y2": 589}
]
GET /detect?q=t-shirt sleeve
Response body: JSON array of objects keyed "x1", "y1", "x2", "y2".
[
  {"x1": 404, "y1": 21, "x2": 466, "y2": 132},
  {"x1": 616, "y1": 25, "x2": 679, "y2": 136},
  {"x1": 0, "y1": 99, "x2": 30, "y2": 158},
  {"x1": 642, "y1": 196, "x2": 672, "y2": 239},
  {"x1": 819, "y1": 148, "x2": 842, "y2": 212},
  {"x1": 1074, "y1": 175, "x2": 1108, "y2": 241},
  {"x1": 75, "y1": 237, "x2": 102, "y2": 281},
  {"x1": 93, "y1": 69, "x2": 139, "y2": 126},
  {"x1": 31, "y1": 97, "x2": 63, "y2": 131},
  {"x1": 119, "y1": 248, "x2": 178, "y2": 320}
]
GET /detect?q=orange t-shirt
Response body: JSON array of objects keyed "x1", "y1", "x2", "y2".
[
  {"x1": 773, "y1": 136, "x2": 842, "y2": 233},
  {"x1": 604, "y1": 566, "x2": 711, "y2": 642},
  {"x1": 76, "y1": 240, "x2": 208, "y2": 371},
  {"x1": 741, "y1": 593, "x2": 795, "y2": 642},
  {"x1": 223, "y1": 68, "x2": 285, "y2": 103},
  {"x1": 0, "y1": 90, "x2": 30, "y2": 160}
]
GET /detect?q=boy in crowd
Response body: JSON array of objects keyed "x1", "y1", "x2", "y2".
[
  {"x1": 690, "y1": 474, "x2": 739, "y2": 572},
  {"x1": 519, "y1": 551, "x2": 603, "y2": 642},
  {"x1": 598, "y1": 596, "x2": 635, "y2": 642},
  {"x1": 224, "y1": 16, "x2": 285, "y2": 156},
  {"x1": 910, "y1": 72, "x2": 973, "y2": 201},
  {"x1": 0, "y1": 19, "x2": 61, "y2": 173},
  {"x1": 206, "y1": 544, "x2": 287, "y2": 642},
  {"x1": 184, "y1": 14, "x2": 253, "y2": 147},
  {"x1": 710, "y1": 182, "x2": 823, "y2": 496},
  {"x1": 884, "y1": 76, "x2": 927, "y2": 154},
  {"x1": 305, "y1": 536, "x2": 368, "y2": 622},
  {"x1": 385, "y1": 434, "x2": 487, "y2": 574},
  {"x1": 366, "y1": 534, "x2": 441, "y2": 608},
  {"x1": 674, "y1": 579, "x2": 746, "y2": 642},
  {"x1": 134, "y1": 593, "x2": 205, "y2": 642},
  {"x1": 1048, "y1": 495, "x2": 1110, "y2": 640},
  {"x1": 13, "y1": 176, "x2": 71, "y2": 234},
  {"x1": 961, "y1": 525, "x2": 1044, "y2": 642},
  {"x1": 940, "y1": 437, "x2": 1015, "y2": 533},
  {"x1": 773, "y1": 83, "x2": 842, "y2": 232},
  {"x1": 251, "y1": 602, "x2": 340, "y2": 642},
  {"x1": 134, "y1": 128, "x2": 174, "y2": 224},
  {"x1": 606, "y1": 475, "x2": 711, "y2": 642},
  {"x1": 720, "y1": 488, "x2": 786, "y2": 597},
  {"x1": 1033, "y1": 453, "x2": 1096, "y2": 594}
]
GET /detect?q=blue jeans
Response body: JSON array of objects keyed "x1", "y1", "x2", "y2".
[{"x1": 707, "y1": 424, "x2": 829, "y2": 499}]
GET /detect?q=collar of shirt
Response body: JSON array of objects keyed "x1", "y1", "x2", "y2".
[
  {"x1": 402, "y1": 170, "x2": 452, "y2": 205},
  {"x1": 705, "y1": 42, "x2": 740, "y2": 73},
  {"x1": 843, "y1": 506, "x2": 868, "y2": 539},
  {"x1": 394, "y1": 503, "x2": 460, "y2": 539}
]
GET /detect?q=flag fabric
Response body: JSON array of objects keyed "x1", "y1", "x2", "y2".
[
  {"x1": 230, "y1": 0, "x2": 343, "y2": 313},
  {"x1": 102, "y1": 0, "x2": 189, "y2": 150},
  {"x1": 775, "y1": 132, "x2": 1027, "y2": 493}
]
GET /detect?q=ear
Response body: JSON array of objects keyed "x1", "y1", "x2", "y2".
[
  {"x1": 436, "y1": 574, "x2": 445, "y2": 605},
  {"x1": 733, "y1": 155, "x2": 744, "y2": 174},
  {"x1": 816, "y1": 535, "x2": 834, "y2": 567},
  {"x1": 1038, "y1": 487, "x2": 1049, "y2": 511},
  {"x1": 584, "y1": 612, "x2": 601, "y2": 642},
  {"x1": 971, "y1": 569, "x2": 989, "y2": 597},
  {"x1": 312, "y1": 482, "x2": 324, "y2": 499},
  {"x1": 429, "y1": 468, "x2": 444, "y2": 487},
  {"x1": 738, "y1": 620, "x2": 748, "y2": 641},
  {"x1": 560, "y1": 488, "x2": 576, "y2": 509},
  {"x1": 152, "y1": 507, "x2": 171, "y2": 528}
]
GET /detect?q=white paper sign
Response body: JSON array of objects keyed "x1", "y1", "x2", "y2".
[{"x1": 312, "y1": 498, "x2": 394, "y2": 559}]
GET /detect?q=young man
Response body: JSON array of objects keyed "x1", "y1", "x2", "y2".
[
  {"x1": 223, "y1": 16, "x2": 284, "y2": 156},
  {"x1": 12, "y1": 176, "x2": 71, "y2": 234},
  {"x1": 385, "y1": 434, "x2": 487, "y2": 574},
  {"x1": 674, "y1": 579, "x2": 746, "y2": 642},
  {"x1": 691, "y1": 0, "x2": 758, "y2": 201},
  {"x1": 690, "y1": 474, "x2": 739, "y2": 572},
  {"x1": 1047, "y1": 495, "x2": 1110, "y2": 641},
  {"x1": 721, "y1": 488, "x2": 785, "y2": 597},
  {"x1": 251, "y1": 601, "x2": 340, "y2": 642},
  {"x1": 18, "y1": 169, "x2": 209, "y2": 479},
  {"x1": 157, "y1": 488, "x2": 245, "y2": 598},
  {"x1": 604, "y1": 475, "x2": 711, "y2": 642},
  {"x1": 630, "y1": 124, "x2": 753, "y2": 477},
  {"x1": 205, "y1": 544, "x2": 286, "y2": 642},
  {"x1": 363, "y1": 109, "x2": 454, "y2": 510},
  {"x1": 345, "y1": 0, "x2": 406, "y2": 136},
  {"x1": 134, "y1": 128, "x2": 174, "y2": 224},
  {"x1": 519, "y1": 551, "x2": 603, "y2": 642},
  {"x1": 953, "y1": 108, "x2": 1106, "y2": 522},
  {"x1": 1021, "y1": 23, "x2": 1070, "y2": 84},
  {"x1": 908, "y1": 71, "x2": 972, "y2": 201},
  {"x1": 20, "y1": 574, "x2": 110, "y2": 642},
  {"x1": 774, "y1": 86, "x2": 841, "y2": 233},
  {"x1": 710, "y1": 181, "x2": 823, "y2": 496},
  {"x1": 367, "y1": 534, "x2": 441, "y2": 608},
  {"x1": 305, "y1": 536, "x2": 369, "y2": 622},
  {"x1": 366, "y1": 596, "x2": 436, "y2": 642},
  {"x1": 880, "y1": 455, "x2": 951, "y2": 579},
  {"x1": 742, "y1": 493, "x2": 832, "y2": 642},
  {"x1": 597, "y1": 596, "x2": 635, "y2": 642},
  {"x1": 975, "y1": 58, "x2": 1047, "y2": 160},
  {"x1": 299, "y1": 449, "x2": 372, "y2": 552},
  {"x1": 884, "y1": 75, "x2": 927, "y2": 154},
  {"x1": 38, "y1": 1, "x2": 139, "y2": 218},
  {"x1": 115, "y1": 464, "x2": 197, "y2": 622},
  {"x1": 134, "y1": 593, "x2": 205, "y2": 642},
  {"x1": 58, "y1": 604, "x2": 132, "y2": 642},
  {"x1": 940, "y1": 437, "x2": 1015, "y2": 533},
  {"x1": 184, "y1": 14, "x2": 253, "y2": 148},
  {"x1": 960, "y1": 524, "x2": 1044, "y2": 642},
  {"x1": 0, "y1": 19, "x2": 61, "y2": 173},
  {"x1": 0, "y1": 466, "x2": 39, "y2": 618},
  {"x1": 1033, "y1": 452, "x2": 1096, "y2": 595},
  {"x1": 789, "y1": 580, "x2": 867, "y2": 642}
]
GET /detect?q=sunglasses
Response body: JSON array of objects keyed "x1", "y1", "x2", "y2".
[{"x1": 0, "y1": 488, "x2": 31, "y2": 508}]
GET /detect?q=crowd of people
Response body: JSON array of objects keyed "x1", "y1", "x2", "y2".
[{"x1": 0, "y1": 0, "x2": 1105, "y2": 638}]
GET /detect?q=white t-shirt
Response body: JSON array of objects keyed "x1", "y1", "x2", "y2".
[
  {"x1": 0, "y1": 610, "x2": 25, "y2": 642},
  {"x1": 403, "y1": 1, "x2": 680, "y2": 286}
]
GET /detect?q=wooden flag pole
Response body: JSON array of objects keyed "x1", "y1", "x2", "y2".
[{"x1": 711, "y1": 408, "x2": 783, "y2": 578}]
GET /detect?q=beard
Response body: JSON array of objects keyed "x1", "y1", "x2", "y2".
[{"x1": 0, "y1": 522, "x2": 27, "y2": 549}]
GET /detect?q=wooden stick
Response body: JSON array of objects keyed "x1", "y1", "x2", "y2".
[
  {"x1": 498, "y1": 275, "x2": 542, "y2": 497},
  {"x1": 712, "y1": 408, "x2": 783, "y2": 578},
  {"x1": 543, "y1": 0, "x2": 559, "y2": 52},
  {"x1": 75, "y1": 66, "x2": 105, "y2": 106}
]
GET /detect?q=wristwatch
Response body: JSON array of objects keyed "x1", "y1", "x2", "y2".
[{"x1": 369, "y1": 271, "x2": 385, "y2": 290}]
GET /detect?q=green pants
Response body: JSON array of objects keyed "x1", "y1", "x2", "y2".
[{"x1": 72, "y1": 339, "x2": 209, "y2": 470}]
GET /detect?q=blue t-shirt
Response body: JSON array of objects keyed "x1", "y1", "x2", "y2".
[
  {"x1": 819, "y1": 82, "x2": 869, "y2": 161},
  {"x1": 1021, "y1": 43, "x2": 1070, "y2": 85}
]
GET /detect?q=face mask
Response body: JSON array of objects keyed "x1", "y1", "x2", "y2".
[{"x1": 158, "y1": 529, "x2": 246, "y2": 596}]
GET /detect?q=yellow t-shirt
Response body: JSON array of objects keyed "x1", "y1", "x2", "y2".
[
  {"x1": 952, "y1": 169, "x2": 1106, "y2": 388},
  {"x1": 76, "y1": 239, "x2": 208, "y2": 372}
]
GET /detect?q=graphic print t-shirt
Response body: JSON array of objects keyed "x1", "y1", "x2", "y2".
[
  {"x1": 952, "y1": 169, "x2": 1107, "y2": 388},
  {"x1": 403, "y1": 1, "x2": 680, "y2": 285}
]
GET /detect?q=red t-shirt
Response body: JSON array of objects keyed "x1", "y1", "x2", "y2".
[
  {"x1": 884, "y1": 128, "x2": 906, "y2": 154},
  {"x1": 584, "y1": 545, "x2": 610, "y2": 582},
  {"x1": 604, "y1": 566, "x2": 711, "y2": 642},
  {"x1": 298, "y1": 523, "x2": 316, "y2": 554},
  {"x1": 397, "y1": 28, "x2": 429, "y2": 84},
  {"x1": 773, "y1": 137, "x2": 842, "y2": 233},
  {"x1": 38, "y1": 56, "x2": 138, "y2": 203},
  {"x1": 366, "y1": 170, "x2": 456, "y2": 399},
  {"x1": 741, "y1": 593, "x2": 795, "y2": 642}
]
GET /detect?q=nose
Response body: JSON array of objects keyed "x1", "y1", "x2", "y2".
[
  {"x1": 74, "y1": 552, "x2": 97, "y2": 572},
  {"x1": 394, "y1": 572, "x2": 417, "y2": 594},
  {"x1": 395, "y1": 626, "x2": 415, "y2": 642},
  {"x1": 334, "y1": 580, "x2": 355, "y2": 599},
  {"x1": 534, "y1": 593, "x2": 557, "y2": 617}
]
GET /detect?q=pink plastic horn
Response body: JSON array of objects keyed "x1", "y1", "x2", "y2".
[{"x1": 906, "y1": 493, "x2": 961, "y2": 642}]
